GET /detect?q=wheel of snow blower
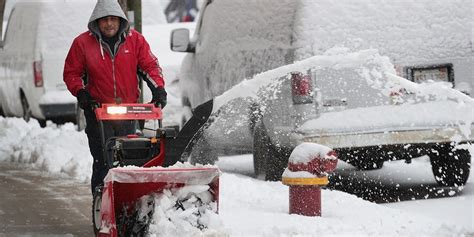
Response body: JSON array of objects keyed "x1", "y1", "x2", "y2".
[
  {"x1": 92, "y1": 186, "x2": 103, "y2": 235},
  {"x1": 430, "y1": 143, "x2": 471, "y2": 186}
]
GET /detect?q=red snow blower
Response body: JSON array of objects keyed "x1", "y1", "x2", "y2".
[{"x1": 91, "y1": 103, "x2": 220, "y2": 237}]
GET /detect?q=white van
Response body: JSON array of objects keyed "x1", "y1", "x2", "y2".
[
  {"x1": 171, "y1": 0, "x2": 473, "y2": 184},
  {"x1": 0, "y1": 0, "x2": 95, "y2": 126}
]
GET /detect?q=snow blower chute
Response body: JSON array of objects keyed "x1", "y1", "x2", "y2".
[{"x1": 91, "y1": 103, "x2": 220, "y2": 237}]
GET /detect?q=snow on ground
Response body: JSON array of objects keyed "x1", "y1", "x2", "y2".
[
  {"x1": 0, "y1": 1, "x2": 472, "y2": 235},
  {"x1": 0, "y1": 117, "x2": 472, "y2": 236}
]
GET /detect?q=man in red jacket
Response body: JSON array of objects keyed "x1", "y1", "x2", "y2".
[{"x1": 63, "y1": 0, "x2": 167, "y2": 194}]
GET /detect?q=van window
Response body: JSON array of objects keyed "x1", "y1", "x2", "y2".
[
  {"x1": 2, "y1": 8, "x2": 15, "y2": 44},
  {"x1": 4, "y1": 5, "x2": 40, "y2": 53}
]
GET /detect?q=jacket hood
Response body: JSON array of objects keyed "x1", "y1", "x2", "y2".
[{"x1": 88, "y1": 0, "x2": 129, "y2": 38}]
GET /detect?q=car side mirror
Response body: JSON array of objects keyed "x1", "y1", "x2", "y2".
[{"x1": 170, "y1": 28, "x2": 194, "y2": 53}]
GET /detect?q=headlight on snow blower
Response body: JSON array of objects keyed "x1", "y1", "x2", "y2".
[{"x1": 107, "y1": 106, "x2": 127, "y2": 115}]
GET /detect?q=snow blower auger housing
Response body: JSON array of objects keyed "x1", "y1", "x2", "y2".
[{"x1": 91, "y1": 103, "x2": 220, "y2": 237}]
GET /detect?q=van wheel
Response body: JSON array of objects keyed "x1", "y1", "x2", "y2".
[
  {"x1": 38, "y1": 119, "x2": 47, "y2": 128},
  {"x1": 21, "y1": 94, "x2": 32, "y2": 122},
  {"x1": 430, "y1": 144, "x2": 471, "y2": 186},
  {"x1": 76, "y1": 106, "x2": 86, "y2": 131}
]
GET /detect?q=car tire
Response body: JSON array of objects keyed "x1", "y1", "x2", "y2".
[
  {"x1": 253, "y1": 122, "x2": 290, "y2": 181},
  {"x1": 344, "y1": 148, "x2": 384, "y2": 170},
  {"x1": 252, "y1": 123, "x2": 269, "y2": 178},
  {"x1": 266, "y1": 144, "x2": 291, "y2": 181},
  {"x1": 76, "y1": 105, "x2": 86, "y2": 131},
  {"x1": 21, "y1": 93, "x2": 32, "y2": 122},
  {"x1": 430, "y1": 143, "x2": 471, "y2": 186},
  {"x1": 188, "y1": 135, "x2": 218, "y2": 165},
  {"x1": 92, "y1": 186, "x2": 102, "y2": 235},
  {"x1": 38, "y1": 119, "x2": 47, "y2": 128}
]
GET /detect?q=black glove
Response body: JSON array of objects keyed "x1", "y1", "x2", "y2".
[
  {"x1": 77, "y1": 89, "x2": 94, "y2": 110},
  {"x1": 151, "y1": 87, "x2": 167, "y2": 108}
]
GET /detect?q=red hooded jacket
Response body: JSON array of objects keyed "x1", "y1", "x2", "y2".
[{"x1": 63, "y1": 28, "x2": 164, "y2": 104}]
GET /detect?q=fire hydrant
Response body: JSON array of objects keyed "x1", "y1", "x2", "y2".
[{"x1": 282, "y1": 143, "x2": 338, "y2": 216}]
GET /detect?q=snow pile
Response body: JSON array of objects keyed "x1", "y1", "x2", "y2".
[
  {"x1": 147, "y1": 185, "x2": 225, "y2": 237},
  {"x1": 0, "y1": 117, "x2": 472, "y2": 235},
  {"x1": 219, "y1": 173, "x2": 468, "y2": 236},
  {"x1": 282, "y1": 143, "x2": 336, "y2": 179},
  {"x1": 288, "y1": 142, "x2": 335, "y2": 164},
  {"x1": 0, "y1": 117, "x2": 92, "y2": 181}
]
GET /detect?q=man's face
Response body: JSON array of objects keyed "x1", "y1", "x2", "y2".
[{"x1": 98, "y1": 16, "x2": 120, "y2": 38}]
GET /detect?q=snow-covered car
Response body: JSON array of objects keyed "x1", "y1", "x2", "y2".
[
  {"x1": 171, "y1": 0, "x2": 473, "y2": 184},
  {"x1": 0, "y1": 0, "x2": 95, "y2": 126}
]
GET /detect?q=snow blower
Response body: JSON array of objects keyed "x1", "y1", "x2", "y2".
[{"x1": 90, "y1": 103, "x2": 220, "y2": 237}]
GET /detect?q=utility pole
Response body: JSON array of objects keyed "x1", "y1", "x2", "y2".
[
  {"x1": 118, "y1": 0, "x2": 144, "y2": 102},
  {"x1": 118, "y1": 0, "x2": 127, "y2": 14},
  {"x1": 117, "y1": 0, "x2": 142, "y2": 33},
  {"x1": 127, "y1": 0, "x2": 142, "y2": 33},
  {"x1": 0, "y1": 0, "x2": 6, "y2": 43}
]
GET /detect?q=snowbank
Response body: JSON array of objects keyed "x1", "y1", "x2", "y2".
[
  {"x1": 0, "y1": 117, "x2": 471, "y2": 235},
  {"x1": 0, "y1": 117, "x2": 91, "y2": 182}
]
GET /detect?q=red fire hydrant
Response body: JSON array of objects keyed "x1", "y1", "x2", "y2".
[{"x1": 282, "y1": 143, "x2": 338, "y2": 216}]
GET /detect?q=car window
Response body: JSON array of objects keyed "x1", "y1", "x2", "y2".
[{"x1": 4, "y1": 5, "x2": 39, "y2": 52}]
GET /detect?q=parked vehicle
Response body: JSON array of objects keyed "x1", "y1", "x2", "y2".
[
  {"x1": 0, "y1": 0, "x2": 169, "y2": 128},
  {"x1": 171, "y1": 0, "x2": 473, "y2": 185},
  {"x1": 0, "y1": 0, "x2": 95, "y2": 126}
]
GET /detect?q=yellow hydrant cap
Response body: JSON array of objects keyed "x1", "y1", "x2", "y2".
[{"x1": 282, "y1": 176, "x2": 329, "y2": 186}]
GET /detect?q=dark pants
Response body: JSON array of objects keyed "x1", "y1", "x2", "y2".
[{"x1": 83, "y1": 108, "x2": 136, "y2": 194}]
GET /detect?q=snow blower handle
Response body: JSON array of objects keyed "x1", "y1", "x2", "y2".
[
  {"x1": 153, "y1": 102, "x2": 163, "y2": 128},
  {"x1": 90, "y1": 100, "x2": 100, "y2": 111}
]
